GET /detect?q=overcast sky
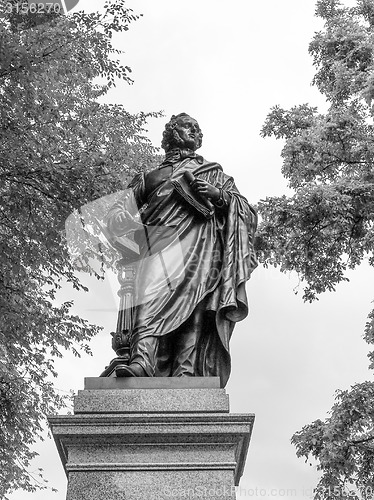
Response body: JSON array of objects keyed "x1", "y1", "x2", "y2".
[{"x1": 8, "y1": 1, "x2": 374, "y2": 499}]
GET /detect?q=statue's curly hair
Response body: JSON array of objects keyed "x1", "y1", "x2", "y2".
[{"x1": 161, "y1": 113, "x2": 203, "y2": 152}]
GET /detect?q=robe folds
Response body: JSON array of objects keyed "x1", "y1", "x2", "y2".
[{"x1": 107, "y1": 154, "x2": 258, "y2": 386}]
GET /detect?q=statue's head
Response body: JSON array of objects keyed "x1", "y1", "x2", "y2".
[{"x1": 161, "y1": 113, "x2": 203, "y2": 152}]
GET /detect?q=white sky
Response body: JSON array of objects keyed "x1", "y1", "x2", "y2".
[{"x1": 8, "y1": 1, "x2": 374, "y2": 499}]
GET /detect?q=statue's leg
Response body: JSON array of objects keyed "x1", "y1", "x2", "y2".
[
  {"x1": 171, "y1": 302, "x2": 205, "y2": 377},
  {"x1": 128, "y1": 335, "x2": 160, "y2": 376},
  {"x1": 124, "y1": 334, "x2": 175, "y2": 378}
]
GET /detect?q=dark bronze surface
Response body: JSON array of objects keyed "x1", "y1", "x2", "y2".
[{"x1": 101, "y1": 113, "x2": 257, "y2": 386}]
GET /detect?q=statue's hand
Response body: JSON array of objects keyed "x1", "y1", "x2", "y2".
[
  {"x1": 114, "y1": 210, "x2": 143, "y2": 235},
  {"x1": 191, "y1": 179, "x2": 220, "y2": 201}
]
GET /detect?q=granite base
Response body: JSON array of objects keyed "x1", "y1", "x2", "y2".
[{"x1": 48, "y1": 378, "x2": 254, "y2": 500}]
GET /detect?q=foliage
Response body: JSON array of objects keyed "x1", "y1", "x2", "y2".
[
  {"x1": 257, "y1": 0, "x2": 374, "y2": 496},
  {"x1": 292, "y1": 383, "x2": 374, "y2": 500},
  {"x1": 0, "y1": 2, "x2": 159, "y2": 497}
]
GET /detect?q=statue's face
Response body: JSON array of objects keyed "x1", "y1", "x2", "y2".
[{"x1": 174, "y1": 115, "x2": 201, "y2": 151}]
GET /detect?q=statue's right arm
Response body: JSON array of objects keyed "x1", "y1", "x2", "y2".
[
  {"x1": 127, "y1": 172, "x2": 147, "y2": 208},
  {"x1": 104, "y1": 173, "x2": 146, "y2": 237}
]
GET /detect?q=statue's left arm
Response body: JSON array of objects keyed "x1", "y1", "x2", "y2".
[
  {"x1": 206, "y1": 167, "x2": 258, "y2": 320},
  {"x1": 200, "y1": 166, "x2": 257, "y2": 223}
]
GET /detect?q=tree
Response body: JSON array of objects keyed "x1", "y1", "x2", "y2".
[
  {"x1": 0, "y1": 2, "x2": 160, "y2": 497},
  {"x1": 257, "y1": 0, "x2": 374, "y2": 497}
]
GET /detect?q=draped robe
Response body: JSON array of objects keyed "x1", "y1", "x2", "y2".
[{"x1": 107, "y1": 152, "x2": 257, "y2": 386}]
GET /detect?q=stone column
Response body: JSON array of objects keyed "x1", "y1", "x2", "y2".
[{"x1": 49, "y1": 377, "x2": 254, "y2": 500}]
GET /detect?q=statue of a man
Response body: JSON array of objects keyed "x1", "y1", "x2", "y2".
[{"x1": 106, "y1": 113, "x2": 257, "y2": 386}]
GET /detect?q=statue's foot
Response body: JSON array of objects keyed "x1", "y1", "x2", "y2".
[{"x1": 115, "y1": 363, "x2": 147, "y2": 378}]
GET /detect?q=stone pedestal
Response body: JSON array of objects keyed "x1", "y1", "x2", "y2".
[{"x1": 48, "y1": 377, "x2": 254, "y2": 500}]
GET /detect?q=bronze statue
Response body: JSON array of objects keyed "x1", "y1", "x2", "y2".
[{"x1": 104, "y1": 113, "x2": 257, "y2": 387}]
